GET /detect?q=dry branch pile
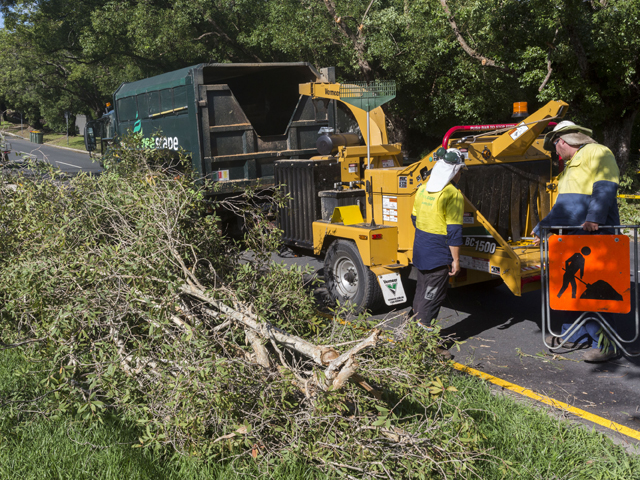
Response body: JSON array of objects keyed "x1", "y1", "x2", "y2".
[{"x1": 0, "y1": 139, "x2": 487, "y2": 478}]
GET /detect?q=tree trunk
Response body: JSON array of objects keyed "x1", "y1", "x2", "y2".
[{"x1": 601, "y1": 107, "x2": 638, "y2": 174}]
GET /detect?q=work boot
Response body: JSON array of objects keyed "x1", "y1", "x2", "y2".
[
  {"x1": 545, "y1": 335, "x2": 586, "y2": 349},
  {"x1": 417, "y1": 321, "x2": 435, "y2": 333},
  {"x1": 582, "y1": 349, "x2": 616, "y2": 363}
]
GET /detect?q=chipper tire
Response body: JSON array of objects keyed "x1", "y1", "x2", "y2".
[{"x1": 324, "y1": 240, "x2": 383, "y2": 314}]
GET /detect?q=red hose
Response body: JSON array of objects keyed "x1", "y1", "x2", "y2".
[{"x1": 442, "y1": 122, "x2": 558, "y2": 148}]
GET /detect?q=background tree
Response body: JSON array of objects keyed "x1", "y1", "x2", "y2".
[
  {"x1": 0, "y1": 0, "x2": 638, "y2": 166},
  {"x1": 439, "y1": 0, "x2": 640, "y2": 171}
]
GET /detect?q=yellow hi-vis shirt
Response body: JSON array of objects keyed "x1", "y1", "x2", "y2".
[
  {"x1": 557, "y1": 143, "x2": 619, "y2": 195},
  {"x1": 412, "y1": 183, "x2": 464, "y2": 270},
  {"x1": 533, "y1": 143, "x2": 620, "y2": 235},
  {"x1": 412, "y1": 183, "x2": 463, "y2": 234}
]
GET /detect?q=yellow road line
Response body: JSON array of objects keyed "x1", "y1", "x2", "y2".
[{"x1": 453, "y1": 362, "x2": 640, "y2": 442}]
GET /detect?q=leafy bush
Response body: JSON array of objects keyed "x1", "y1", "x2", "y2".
[{"x1": 0, "y1": 136, "x2": 485, "y2": 478}]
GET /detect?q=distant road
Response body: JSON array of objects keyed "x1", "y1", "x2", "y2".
[{"x1": 3, "y1": 135, "x2": 102, "y2": 174}]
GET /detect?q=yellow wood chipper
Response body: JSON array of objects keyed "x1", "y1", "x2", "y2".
[{"x1": 275, "y1": 79, "x2": 567, "y2": 313}]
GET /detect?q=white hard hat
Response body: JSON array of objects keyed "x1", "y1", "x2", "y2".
[
  {"x1": 552, "y1": 120, "x2": 576, "y2": 132},
  {"x1": 544, "y1": 120, "x2": 594, "y2": 150}
]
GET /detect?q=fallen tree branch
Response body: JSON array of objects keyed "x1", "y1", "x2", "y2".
[
  {"x1": 245, "y1": 328, "x2": 272, "y2": 369},
  {"x1": 0, "y1": 337, "x2": 45, "y2": 350},
  {"x1": 325, "y1": 329, "x2": 380, "y2": 388},
  {"x1": 182, "y1": 284, "x2": 381, "y2": 394},
  {"x1": 182, "y1": 284, "x2": 339, "y2": 366}
]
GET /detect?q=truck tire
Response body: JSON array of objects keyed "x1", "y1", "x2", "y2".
[{"x1": 324, "y1": 240, "x2": 383, "y2": 314}]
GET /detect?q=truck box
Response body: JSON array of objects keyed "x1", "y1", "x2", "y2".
[{"x1": 88, "y1": 63, "x2": 337, "y2": 193}]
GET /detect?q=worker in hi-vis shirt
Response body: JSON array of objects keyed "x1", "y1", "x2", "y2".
[
  {"x1": 411, "y1": 148, "x2": 466, "y2": 333},
  {"x1": 534, "y1": 121, "x2": 621, "y2": 363}
]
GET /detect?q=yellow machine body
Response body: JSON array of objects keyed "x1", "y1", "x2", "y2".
[{"x1": 300, "y1": 79, "x2": 567, "y2": 299}]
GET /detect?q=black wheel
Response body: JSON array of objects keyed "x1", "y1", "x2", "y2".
[{"x1": 324, "y1": 240, "x2": 383, "y2": 314}]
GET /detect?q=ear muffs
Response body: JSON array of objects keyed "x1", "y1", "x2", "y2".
[
  {"x1": 444, "y1": 151, "x2": 462, "y2": 165},
  {"x1": 435, "y1": 147, "x2": 447, "y2": 160}
]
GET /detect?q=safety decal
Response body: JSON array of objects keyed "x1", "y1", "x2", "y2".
[
  {"x1": 382, "y1": 196, "x2": 398, "y2": 223},
  {"x1": 399, "y1": 176, "x2": 408, "y2": 188},
  {"x1": 509, "y1": 122, "x2": 528, "y2": 141},
  {"x1": 349, "y1": 163, "x2": 357, "y2": 173},
  {"x1": 521, "y1": 265, "x2": 540, "y2": 272},
  {"x1": 463, "y1": 212, "x2": 474, "y2": 224},
  {"x1": 378, "y1": 273, "x2": 407, "y2": 306},
  {"x1": 459, "y1": 255, "x2": 490, "y2": 272},
  {"x1": 490, "y1": 266, "x2": 501, "y2": 275},
  {"x1": 382, "y1": 159, "x2": 395, "y2": 168}
]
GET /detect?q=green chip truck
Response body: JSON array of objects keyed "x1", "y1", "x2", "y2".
[{"x1": 85, "y1": 62, "x2": 339, "y2": 193}]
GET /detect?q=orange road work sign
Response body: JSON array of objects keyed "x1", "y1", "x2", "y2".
[{"x1": 548, "y1": 235, "x2": 630, "y2": 313}]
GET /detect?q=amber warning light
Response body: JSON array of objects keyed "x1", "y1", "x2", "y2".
[{"x1": 512, "y1": 102, "x2": 528, "y2": 119}]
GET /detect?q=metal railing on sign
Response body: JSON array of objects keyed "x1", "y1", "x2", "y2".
[{"x1": 540, "y1": 225, "x2": 640, "y2": 357}]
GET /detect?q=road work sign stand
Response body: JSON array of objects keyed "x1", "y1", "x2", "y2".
[{"x1": 540, "y1": 226, "x2": 640, "y2": 357}]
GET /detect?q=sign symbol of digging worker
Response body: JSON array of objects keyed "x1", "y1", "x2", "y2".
[
  {"x1": 557, "y1": 246, "x2": 590, "y2": 299},
  {"x1": 549, "y1": 235, "x2": 630, "y2": 313},
  {"x1": 557, "y1": 246, "x2": 623, "y2": 301}
]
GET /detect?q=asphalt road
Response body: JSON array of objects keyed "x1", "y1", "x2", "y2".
[
  {"x1": 274, "y1": 247, "x2": 640, "y2": 447},
  {"x1": 2, "y1": 134, "x2": 102, "y2": 174}
]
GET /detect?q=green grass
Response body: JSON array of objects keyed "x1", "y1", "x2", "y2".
[
  {"x1": 451, "y1": 373, "x2": 640, "y2": 479},
  {"x1": 42, "y1": 133, "x2": 87, "y2": 151},
  {"x1": 2, "y1": 348, "x2": 639, "y2": 479},
  {"x1": 0, "y1": 349, "x2": 328, "y2": 480}
]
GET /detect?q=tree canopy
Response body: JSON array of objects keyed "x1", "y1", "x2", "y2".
[{"x1": 0, "y1": 0, "x2": 638, "y2": 167}]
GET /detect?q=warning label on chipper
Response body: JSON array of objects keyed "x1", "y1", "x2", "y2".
[
  {"x1": 382, "y1": 196, "x2": 398, "y2": 223},
  {"x1": 459, "y1": 255, "x2": 490, "y2": 272},
  {"x1": 378, "y1": 272, "x2": 407, "y2": 306}
]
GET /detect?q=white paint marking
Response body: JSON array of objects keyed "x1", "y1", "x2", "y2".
[{"x1": 55, "y1": 161, "x2": 82, "y2": 169}]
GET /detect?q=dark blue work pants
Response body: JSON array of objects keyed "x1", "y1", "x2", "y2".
[{"x1": 560, "y1": 311, "x2": 617, "y2": 350}]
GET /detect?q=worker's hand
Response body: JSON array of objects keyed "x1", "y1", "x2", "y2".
[
  {"x1": 449, "y1": 259, "x2": 460, "y2": 276},
  {"x1": 582, "y1": 221, "x2": 599, "y2": 232},
  {"x1": 533, "y1": 235, "x2": 540, "y2": 247}
]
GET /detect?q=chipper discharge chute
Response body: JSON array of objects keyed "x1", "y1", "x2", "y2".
[{"x1": 275, "y1": 78, "x2": 568, "y2": 313}]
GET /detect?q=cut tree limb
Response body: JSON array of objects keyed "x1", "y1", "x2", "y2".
[
  {"x1": 245, "y1": 328, "x2": 273, "y2": 369},
  {"x1": 181, "y1": 284, "x2": 381, "y2": 395},
  {"x1": 182, "y1": 284, "x2": 339, "y2": 366}
]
